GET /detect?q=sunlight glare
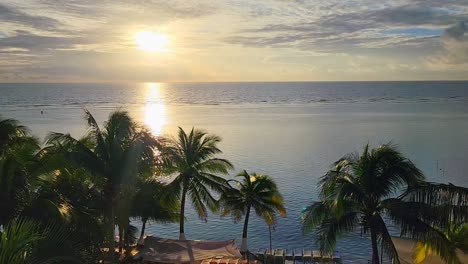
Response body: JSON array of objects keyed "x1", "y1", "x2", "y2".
[
  {"x1": 135, "y1": 31, "x2": 169, "y2": 52},
  {"x1": 144, "y1": 83, "x2": 166, "y2": 135}
]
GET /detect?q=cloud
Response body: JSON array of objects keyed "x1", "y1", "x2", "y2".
[
  {"x1": 0, "y1": 1, "x2": 222, "y2": 81},
  {"x1": 445, "y1": 20, "x2": 468, "y2": 40},
  {"x1": 33, "y1": 0, "x2": 217, "y2": 21},
  {"x1": 0, "y1": 0, "x2": 467, "y2": 81},
  {"x1": 426, "y1": 21, "x2": 468, "y2": 70},
  {"x1": 0, "y1": 30, "x2": 84, "y2": 51},
  {"x1": 0, "y1": 3, "x2": 62, "y2": 31},
  {"x1": 225, "y1": 1, "x2": 466, "y2": 52},
  {"x1": 366, "y1": 5, "x2": 464, "y2": 27}
]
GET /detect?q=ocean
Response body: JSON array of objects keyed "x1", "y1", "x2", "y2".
[{"x1": 1, "y1": 81, "x2": 468, "y2": 263}]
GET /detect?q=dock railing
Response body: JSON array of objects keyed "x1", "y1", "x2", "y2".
[{"x1": 254, "y1": 248, "x2": 341, "y2": 264}]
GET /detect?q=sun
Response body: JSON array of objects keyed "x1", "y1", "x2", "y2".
[{"x1": 135, "y1": 31, "x2": 169, "y2": 52}]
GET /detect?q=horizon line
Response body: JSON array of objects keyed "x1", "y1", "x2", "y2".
[{"x1": 1, "y1": 79, "x2": 468, "y2": 84}]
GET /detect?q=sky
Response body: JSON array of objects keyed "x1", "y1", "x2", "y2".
[{"x1": 0, "y1": 0, "x2": 467, "y2": 82}]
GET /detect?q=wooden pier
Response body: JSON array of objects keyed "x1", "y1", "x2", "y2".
[{"x1": 254, "y1": 248, "x2": 341, "y2": 264}]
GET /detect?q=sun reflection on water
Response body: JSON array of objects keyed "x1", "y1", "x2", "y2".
[{"x1": 144, "y1": 83, "x2": 166, "y2": 135}]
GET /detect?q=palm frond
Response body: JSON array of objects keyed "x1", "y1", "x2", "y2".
[
  {"x1": 83, "y1": 109, "x2": 107, "y2": 161},
  {"x1": 0, "y1": 118, "x2": 37, "y2": 153},
  {"x1": 0, "y1": 218, "x2": 85, "y2": 264},
  {"x1": 401, "y1": 182, "x2": 468, "y2": 224},
  {"x1": 385, "y1": 199, "x2": 461, "y2": 264},
  {"x1": 189, "y1": 184, "x2": 209, "y2": 220},
  {"x1": 163, "y1": 127, "x2": 232, "y2": 229},
  {"x1": 221, "y1": 170, "x2": 286, "y2": 229},
  {"x1": 370, "y1": 144, "x2": 424, "y2": 198},
  {"x1": 197, "y1": 158, "x2": 234, "y2": 174},
  {"x1": 0, "y1": 218, "x2": 42, "y2": 264},
  {"x1": 306, "y1": 143, "x2": 427, "y2": 258},
  {"x1": 302, "y1": 201, "x2": 331, "y2": 233},
  {"x1": 315, "y1": 211, "x2": 360, "y2": 254},
  {"x1": 373, "y1": 214, "x2": 400, "y2": 264}
]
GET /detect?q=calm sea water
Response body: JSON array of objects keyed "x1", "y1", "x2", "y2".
[{"x1": 1, "y1": 81, "x2": 468, "y2": 263}]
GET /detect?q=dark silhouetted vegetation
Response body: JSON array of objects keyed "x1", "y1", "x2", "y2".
[{"x1": 302, "y1": 144, "x2": 468, "y2": 264}]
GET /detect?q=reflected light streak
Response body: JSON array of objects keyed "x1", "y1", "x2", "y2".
[{"x1": 144, "y1": 83, "x2": 166, "y2": 135}]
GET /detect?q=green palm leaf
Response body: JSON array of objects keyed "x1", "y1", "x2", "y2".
[
  {"x1": 302, "y1": 144, "x2": 431, "y2": 264},
  {"x1": 220, "y1": 170, "x2": 286, "y2": 252},
  {"x1": 163, "y1": 127, "x2": 232, "y2": 239}
]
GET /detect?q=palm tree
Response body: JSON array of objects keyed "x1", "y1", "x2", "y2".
[
  {"x1": 302, "y1": 144, "x2": 430, "y2": 264},
  {"x1": 400, "y1": 182, "x2": 468, "y2": 263},
  {"x1": 0, "y1": 218, "x2": 86, "y2": 264},
  {"x1": 413, "y1": 223, "x2": 468, "y2": 263},
  {"x1": 0, "y1": 118, "x2": 35, "y2": 153},
  {"x1": 131, "y1": 179, "x2": 180, "y2": 243},
  {"x1": 45, "y1": 110, "x2": 160, "y2": 261},
  {"x1": 163, "y1": 127, "x2": 233, "y2": 240},
  {"x1": 0, "y1": 117, "x2": 39, "y2": 227},
  {"x1": 0, "y1": 219, "x2": 43, "y2": 264},
  {"x1": 448, "y1": 224, "x2": 468, "y2": 254},
  {"x1": 29, "y1": 166, "x2": 105, "y2": 261},
  {"x1": 220, "y1": 170, "x2": 286, "y2": 253}
]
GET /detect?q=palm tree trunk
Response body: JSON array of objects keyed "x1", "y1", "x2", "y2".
[
  {"x1": 139, "y1": 218, "x2": 147, "y2": 242},
  {"x1": 107, "y1": 205, "x2": 116, "y2": 263},
  {"x1": 370, "y1": 228, "x2": 380, "y2": 264},
  {"x1": 179, "y1": 185, "x2": 187, "y2": 240},
  {"x1": 118, "y1": 226, "x2": 124, "y2": 253},
  {"x1": 104, "y1": 184, "x2": 116, "y2": 264},
  {"x1": 240, "y1": 205, "x2": 251, "y2": 253}
]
